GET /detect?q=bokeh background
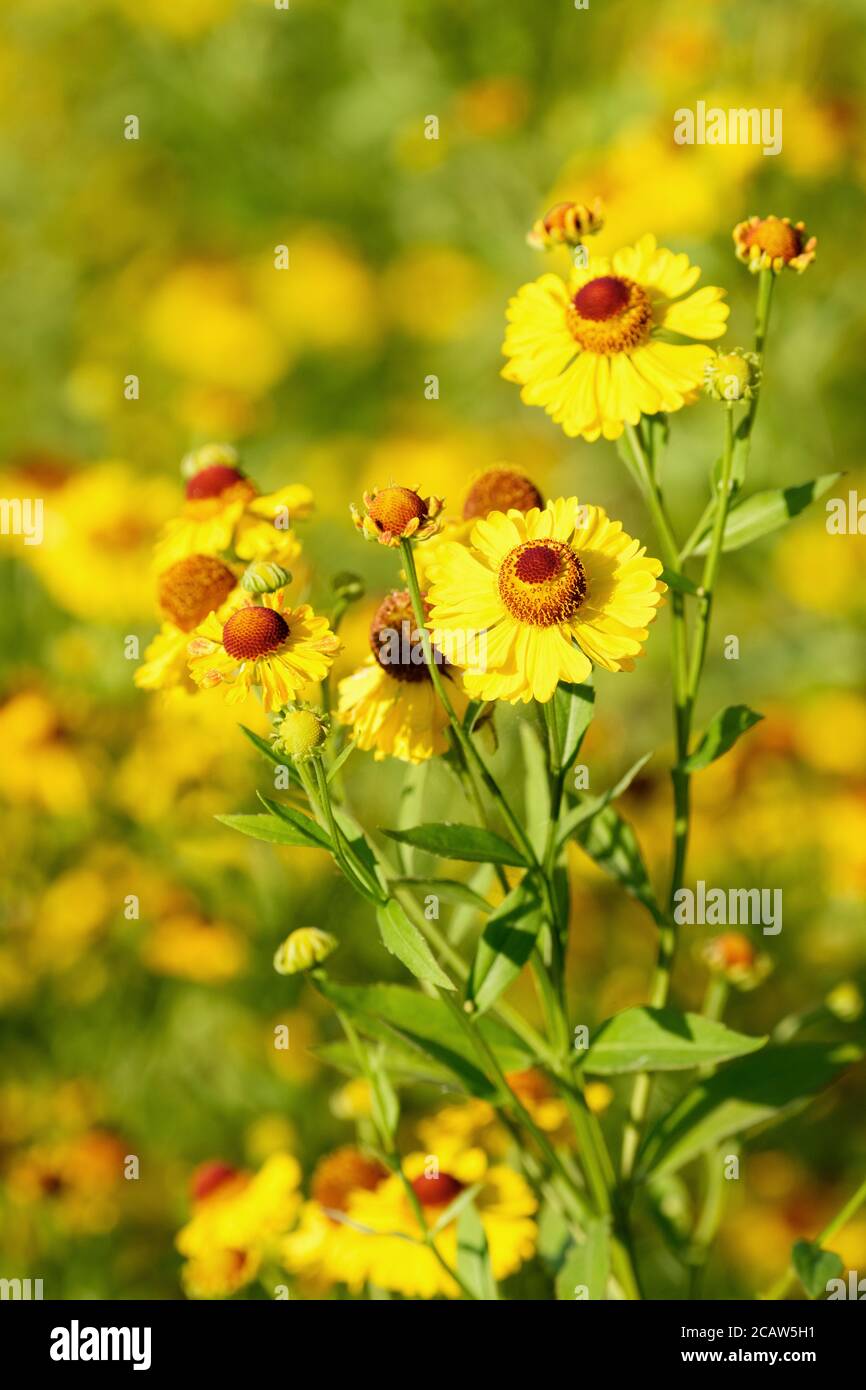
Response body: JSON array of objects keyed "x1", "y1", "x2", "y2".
[{"x1": 1, "y1": 0, "x2": 865, "y2": 1298}]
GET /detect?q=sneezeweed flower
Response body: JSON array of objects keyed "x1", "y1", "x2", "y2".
[
  {"x1": 414, "y1": 465, "x2": 544, "y2": 587},
  {"x1": 187, "y1": 590, "x2": 340, "y2": 711},
  {"x1": 704, "y1": 349, "x2": 761, "y2": 403},
  {"x1": 135, "y1": 554, "x2": 240, "y2": 693},
  {"x1": 502, "y1": 233, "x2": 728, "y2": 441},
  {"x1": 343, "y1": 1149, "x2": 537, "y2": 1298},
  {"x1": 733, "y1": 215, "x2": 817, "y2": 275},
  {"x1": 506, "y1": 1069, "x2": 569, "y2": 1139},
  {"x1": 527, "y1": 198, "x2": 604, "y2": 251},
  {"x1": 702, "y1": 932, "x2": 771, "y2": 989},
  {"x1": 142, "y1": 913, "x2": 247, "y2": 983},
  {"x1": 283, "y1": 1147, "x2": 389, "y2": 1295},
  {"x1": 427, "y1": 498, "x2": 666, "y2": 704},
  {"x1": 337, "y1": 589, "x2": 469, "y2": 762},
  {"x1": 156, "y1": 445, "x2": 313, "y2": 570},
  {"x1": 177, "y1": 1152, "x2": 303, "y2": 1299},
  {"x1": 275, "y1": 706, "x2": 329, "y2": 761},
  {"x1": 273, "y1": 927, "x2": 337, "y2": 976},
  {"x1": 351, "y1": 484, "x2": 444, "y2": 547}
]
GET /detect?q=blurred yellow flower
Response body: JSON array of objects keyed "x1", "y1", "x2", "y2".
[
  {"x1": 255, "y1": 230, "x2": 381, "y2": 352},
  {"x1": 383, "y1": 246, "x2": 487, "y2": 340},
  {"x1": 0, "y1": 691, "x2": 92, "y2": 815},
  {"x1": 143, "y1": 914, "x2": 248, "y2": 983}
]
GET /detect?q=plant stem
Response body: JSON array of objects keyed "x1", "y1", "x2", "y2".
[{"x1": 762, "y1": 1172, "x2": 866, "y2": 1301}]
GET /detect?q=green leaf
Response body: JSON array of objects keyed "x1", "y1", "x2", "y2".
[
  {"x1": 382, "y1": 823, "x2": 528, "y2": 868},
  {"x1": 555, "y1": 1218, "x2": 611, "y2": 1301},
  {"x1": 238, "y1": 723, "x2": 285, "y2": 767},
  {"x1": 215, "y1": 812, "x2": 328, "y2": 849},
  {"x1": 468, "y1": 880, "x2": 546, "y2": 1015},
  {"x1": 660, "y1": 567, "x2": 702, "y2": 597},
  {"x1": 554, "y1": 680, "x2": 594, "y2": 775},
  {"x1": 639, "y1": 1043, "x2": 861, "y2": 1179},
  {"x1": 313, "y1": 980, "x2": 532, "y2": 1100},
  {"x1": 429, "y1": 1182, "x2": 482, "y2": 1238},
  {"x1": 375, "y1": 900, "x2": 454, "y2": 990},
  {"x1": 693, "y1": 474, "x2": 841, "y2": 555},
  {"x1": 520, "y1": 721, "x2": 551, "y2": 858},
  {"x1": 583, "y1": 1007, "x2": 767, "y2": 1075},
  {"x1": 557, "y1": 753, "x2": 652, "y2": 851},
  {"x1": 456, "y1": 1201, "x2": 499, "y2": 1300},
  {"x1": 258, "y1": 792, "x2": 333, "y2": 848},
  {"x1": 574, "y1": 803, "x2": 665, "y2": 926},
  {"x1": 683, "y1": 705, "x2": 763, "y2": 773},
  {"x1": 391, "y1": 878, "x2": 492, "y2": 913},
  {"x1": 394, "y1": 762, "x2": 429, "y2": 873},
  {"x1": 313, "y1": 1040, "x2": 458, "y2": 1089},
  {"x1": 326, "y1": 737, "x2": 356, "y2": 782},
  {"x1": 792, "y1": 1240, "x2": 844, "y2": 1300},
  {"x1": 368, "y1": 1047, "x2": 400, "y2": 1140}
]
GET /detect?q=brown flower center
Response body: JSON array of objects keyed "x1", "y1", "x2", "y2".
[
  {"x1": 411, "y1": 1172, "x2": 464, "y2": 1207},
  {"x1": 157, "y1": 554, "x2": 236, "y2": 631},
  {"x1": 185, "y1": 464, "x2": 250, "y2": 501},
  {"x1": 499, "y1": 539, "x2": 586, "y2": 627},
  {"x1": 312, "y1": 1147, "x2": 388, "y2": 1214},
  {"x1": 744, "y1": 216, "x2": 802, "y2": 263},
  {"x1": 567, "y1": 275, "x2": 653, "y2": 353},
  {"x1": 370, "y1": 589, "x2": 433, "y2": 683},
  {"x1": 463, "y1": 467, "x2": 543, "y2": 520},
  {"x1": 222, "y1": 606, "x2": 289, "y2": 660},
  {"x1": 367, "y1": 486, "x2": 427, "y2": 535}
]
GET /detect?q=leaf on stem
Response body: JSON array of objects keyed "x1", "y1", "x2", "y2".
[
  {"x1": 582, "y1": 1007, "x2": 767, "y2": 1075},
  {"x1": 682, "y1": 705, "x2": 763, "y2": 773},
  {"x1": 467, "y1": 879, "x2": 546, "y2": 1015},
  {"x1": 555, "y1": 1218, "x2": 611, "y2": 1301},
  {"x1": 638, "y1": 1042, "x2": 862, "y2": 1179},
  {"x1": 215, "y1": 810, "x2": 330, "y2": 850},
  {"x1": 557, "y1": 753, "x2": 652, "y2": 851},
  {"x1": 258, "y1": 792, "x2": 334, "y2": 848},
  {"x1": 692, "y1": 473, "x2": 841, "y2": 555},
  {"x1": 553, "y1": 679, "x2": 595, "y2": 775},
  {"x1": 791, "y1": 1239, "x2": 844, "y2": 1300},
  {"x1": 391, "y1": 877, "x2": 492, "y2": 912},
  {"x1": 456, "y1": 1201, "x2": 499, "y2": 1300},
  {"x1": 382, "y1": 823, "x2": 529, "y2": 867},
  {"x1": 376, "y1": 900, "x2": 454, "y2": 989}
]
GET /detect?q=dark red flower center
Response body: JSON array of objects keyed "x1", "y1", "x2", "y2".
[{"x1": 573, "y1": 275, "x2": 631, "y2": 322}]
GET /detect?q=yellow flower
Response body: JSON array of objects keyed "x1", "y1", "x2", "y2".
[
  {"x1": 502, "y1": 233, "x2": 728, "y2": 441},
  {"x1": 135, "y1": 554, "x2": 241, "y2": 693},
  {"x1": 427, "y1": 498, "x2": 666, "y2": 704},
  {"x1": 733, "y1": 215, "x2": 817, "y2": 274},
  {"x1": 275, "y1": 707, "x2": 328, "y2": 761},
  {"x1": 337, "y1": 590, "x2": 469, "y2": 762},
  {"x1": 143, "y1": 914, "x2": 247, "y2": 983},
  {"x1": 0, "y1": 691, "x2": 91, "y2": 814},
  {"x1": 344, "y1": 1149, "x2": 537, "y2": 1298},
  {"x1": 155, "y1": 454, "x2": 313, "y2": 571},
  {"x1": 187, "y1": 590, "x2": 340, "y2": 713},
  {"x1": 273, "y1": 927, "x2": 337, "y2": 976},
  {"x1": 283, "y1": 1147, "x2": 390, "y2": 1294},
  {"x1": 177, "y1": 1152, "x2": 302, "y2": 1299},
  {"x1": 527, "y1": 198, "x2": 604, "y2": 251}
]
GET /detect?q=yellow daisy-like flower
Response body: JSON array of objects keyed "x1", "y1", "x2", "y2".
[
  {"x1": 187, "y1": 590, "x2": 340, "y2": 712},
  {"x1": 337, "y1": 590, "x2": 469, "y2": 762},
  {"x1": 155, "y1": 458, "x2": 313, "y2": 570},
  {"x1": 351, "y1": 484, "x2": 444, "y2": 547},
  {"x1": 502, "y1": 232, "x2": 728, "y2": 441},
  {"x1": 426, "y1": 498, "x2": 665, "y2": 704},
  {"x1": 733, "y1": 215, "x2": 817, "y2": 275},
  {"x1": 344, "y1": 1149, "x2": 537, "y2": 1299},
  {"x1": 135, "y1": 553, "x2": 240, "y2": 693},
  {"x1": 177, "y1": 1152, "x2": 303, "y2": 1299},
  {"x1": 282, "y1": 1147, "x2": 389, "y2": 1294}
]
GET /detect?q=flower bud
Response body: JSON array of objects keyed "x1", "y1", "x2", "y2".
[
  {"x1": 273, "y1": 927, "x2": 337, "y2": 976},
  {"x1": 332, "y1": 571, "x2": 365, "y2": 602},
  {"x1": 351, "y1": 485, "x2": 444, "y2": 547},
  {"x1": 276, "y1": 706, "x2": 328, "y2": 760},
  {"x1": 241, "y1": 561, "x2": 291, "y2": 595},
  {"x1": 181, "y1": 442, "x2": 240, "y2": 480},
  {"x1": 527, "y1": 198, "x2": 604, "y2": 251},
  {"x1": 704, "y1": 349, "x2": 761, "y2": 402}
]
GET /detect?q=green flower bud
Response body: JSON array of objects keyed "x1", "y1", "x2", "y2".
[
  {"x1": 242, "y1": 561, "x2": 291, "y2": 594},
  {"x1": 274, "y1": 927, "x2": 337, "y2": 976}
]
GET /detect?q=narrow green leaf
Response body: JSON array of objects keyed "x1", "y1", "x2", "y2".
[
  {"x1": 368, "y1": 1048, "x2": 400, "y2": 1140},
  {"x1": 382, "y1": 823, "x2": 528, "y2": 868},
  {"x1": 583, "y1": 1007, "x2": 767, "y2": 1075},
  {"x1": 429, "y1": 1182, "x2": 482, "y2": 1238},
  {"x1": 520, "y1": 721, "x2": 551, "y2": 858},
  {"x1": 238, "y1": 723, "x2": 284, "y2": 766},
  {"x1": 313, "y1": 1039, "x2": 458, "y2": 1089},
  {"x1": 456, "y1": 1201, "x2": 499, "y2": 1300},
  {"x1": 555, "y1": 1218, "x2": 611, "y2": 1300},
  {"x1": 313, "y1": 980, "x2": 533, "y2": 1100},
  {"x1": 639, "y1": 1043, "x2": 862, "y2": 1179},
  {"x1": 554, "y1": 679, "x2": 594, "y2": 775},
  {"x1": 468, "y1": 880, "x2": 545, "y2": 1015},
  {"x1": 392, "y1": 878, "x2": 492, "y2": 913},
  {"x1": 257, "y1": 793, "x2": 332, "y2": 848},
  {"x1": 326, "y1": 737, "x2": 356, "y2": 782},
  {"x1": 792, "y1": 1240, "x2": 844, "y2": 1300},
  {"x1": 660, "y1": 567, "x2": 702, "y2": 597},
  {"x1": 693, "y1": 473, "x2": 841, "y2": 555},
  {"x1": 215, "y1": 812, "x2": 326, "y2": 849},
  {"x1": 557, "y1": 753, "x2": 652, "y2": 850},
  {"x1": 574, "y1": 803, "x2": 665, "y2": 926},
  {"x1": 376, "y1": 900, "x2": 454, "y2": 990},
  {"x1": 683, "y1": 705, "x2": 763, "y2": 773}
]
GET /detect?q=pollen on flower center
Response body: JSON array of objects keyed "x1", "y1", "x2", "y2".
[
  {"x1": 222, "y1": 605, "x2": 289, "y2": 660},
  {"x1": 566, "y1": 275, "x2": 653, "y2": 353},
  {"x1": 157, "y1": 554, "x2": 236, "y2": 631},
  {"x1": 499, "y1": 539, "x2": 586, "y2": 627},
  {"x1": 312, "y1": 1147, "x2": 388, "y2": 1215},
  {"x1": 368, "y1": 486, "x2": 427, "y2": 535},
  {"x1": 463, "y1": 467, "x2": 543, "y2": 520},
  {"x1": 744, "y1": 216, "x2": 801, "y2": 262},
  {"x1": 185, "y1": 464, "x2": 250, "y2": 500},
  {"x1": 411, "y1": 1172, "x2": 464, "y2": 1207}
]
